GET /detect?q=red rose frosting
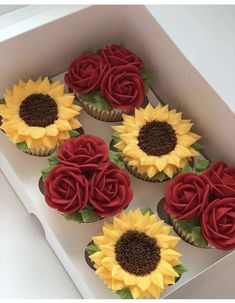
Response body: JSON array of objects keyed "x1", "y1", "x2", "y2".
[
  {"x1": 164, "y1": 173, "x2": 210, "y2": 219},
  {"x1": 64, "y1": 54, "x2": 107, "y2": 94},
  {"x1": 201, "y1": 197, "x2": 235, "y2": 250},
  {"x1": 100, "y1": 64, "x2": 145, "y2": 110},
  {"x1": 45, "y1": 165, "x2": 89, "y2": 214},
  {"x1": 89, "y1": 163, "x2": 133, "y2": 217},
  {"x1": 99, "y1": 44, "x2": 144, "y2": 68},
  {"x1": 203, "y1": 160, "x2": 235, "y2": 199},
  {"x1": 57, "y1": 134, "x2": 109, "y2": 173}
]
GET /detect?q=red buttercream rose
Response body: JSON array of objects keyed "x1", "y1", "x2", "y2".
[
  {"x1": 100, "y1": 64, "x2": 145, "y2": 110},
  {"x1": 57, "y1": 134, "x2": 109, "y2": 173},
  {"x1": 164, "y1": 173, "x2": 210, "y2": 219},
  {"x1": 45, "y1": 165, "x2": 89, "y2": 214},
  {"x1": 201, "y1": 197, "x2": 235, "y2": 250},
  {"x1": 99, "y1": 44, "x2": 144, "y2": 68},
  {"x1": 89, "y1": 163, "x2": 133, "y2": 217},
  {"x1": 64, "y1": 54, "x2": 107, "y2": 94},
  {"x1": 203, "y1": 161, "x2": 235, "y2": 199}
]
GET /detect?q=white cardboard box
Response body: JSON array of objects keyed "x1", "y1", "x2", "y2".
[{"x1": 0, "y1": 5, "x2": 234, "y2": 299}]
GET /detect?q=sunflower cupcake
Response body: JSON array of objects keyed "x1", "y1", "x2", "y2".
[
  {"x1": 86, "y1": 208, "x2": 186, "y2": 299},
  {"x1": 0, "y1": 77, "x2": 81, "y2": 156},
  {"x1": 64, "y1": 44, "x2": 151, "y2": 122},
  {"x1": 112, "y1": 103, "x2": 201, "y2": 182}
]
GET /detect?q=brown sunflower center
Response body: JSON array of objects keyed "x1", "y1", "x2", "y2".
[
  {"x1": 115, "y1": 230, "x2": 160, "y2": 276},
  {"x1": 19, "y1": 93, "x2": 58, "y2": 127},
  {"x1": 138, "y1": 121, "x2": 177, "y2": 156}
]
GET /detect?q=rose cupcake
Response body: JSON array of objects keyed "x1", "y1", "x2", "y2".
[
  {"x1": 64, "y1": 44, "x2": 151, "y2": 122},
  {"x1": 0, "y1": 77, "x2": 81, "y2": 156},
  {"x1": 111, "y1": 103, "x2": 201, "y2": 182},
  {"x1": 163, "y1": 160, "x2": 235, "y2": 250},
  {"x1": 41, "y1": 134, "x2": 133, "y2": 223},
  {"x1": 86, "y1": 208, "x2": 187, "y2": 299}
]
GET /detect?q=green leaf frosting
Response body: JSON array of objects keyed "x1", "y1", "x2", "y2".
[
  {"x1": 116, "y1": 288, "x2": 133, "y2": 299},
  {"x1": 64, "y1": 206, "x2": 101, "y2": 223},
  {"x1": 140, "y1": 207, "x2": 154, "y2": 215},
  {"x1": 41, "y1": 149, "x2": 60, "y2": 180},
  {"x1": 41, "y1": 166, "x2": 53, "y2": 181},
  {"x1": 174, "y1": 217, "x2": 209, "y2": 248},
  {"x1": 182, "y1": 163, "x2": 194, "y2": 173},
  {"x1": 80, "y1": 207, "x2": 101, "y2": 223},
  {"x1": 79, "y1": 91, "x2": 112, "y2": 111},
  {"x1": 64, "y1": 211, "x2": 83, "y2": 223},
  {"x1": 176, "y1": 217, "x2": 200, "y2": 234},
  {"x1": 86, "y1": 242, "x2": 100, "y2": 256},
  {"x1": 173, "y1": 264, "x2": 187, "y2": 276},
  {"x1": 140, "y1": 67, "x2": 152, "y2": 89},
  {"x1": 109, "y1": 150, "x2": 125, "y2": 170},
  {"x1": 195, "y1": 159, "x2": 210, "y2": 172},
  {"x1": 191, "y1": 226, "x2": 209, "y2": 248},
  {"x1": 0, "y1": 98, "x2": 6, "y2": 104},
  {"x1": 48, "y1": 149, "x2": 59, "y2": 167},
  {"x1": 69, "y1": 129, "x2": 80, "y2": 138},
  {"x1": 192, "y1": 141, "x2": 203, "y2": 151},
  {"x1": 112, "y1": 131, "x2": 121, "y2": 145},
  {"x1": 16, "y1": 142, "x2": 28, "y2": 152},
  {"x1": 153, "y1": 171, "x2": 169, "y2": 182}
]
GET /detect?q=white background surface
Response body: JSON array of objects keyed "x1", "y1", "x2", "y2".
[{"x1": 0, "y1": 4, "x2": 235, "y2": 299}]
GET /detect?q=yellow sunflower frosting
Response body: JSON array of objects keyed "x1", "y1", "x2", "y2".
[
  {"x1": 112, "y1": 103, "x2": 201, "y2": 179},
  {"x1": 89, "y1": 208, "x2": 183, "y2": 299},
  {"x1": 0, "y1": 77, "x2": 81, "y2": 154}
]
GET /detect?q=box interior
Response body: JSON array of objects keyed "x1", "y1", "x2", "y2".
[{"x1": 0, "y1": 5, "x2": 234, "y2": 299}]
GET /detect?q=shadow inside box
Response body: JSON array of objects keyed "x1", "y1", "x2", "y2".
[{"x1": 156, "y1": 197, "x2": 172, "y2": 226}]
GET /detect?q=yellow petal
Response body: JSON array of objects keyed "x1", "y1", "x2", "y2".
[
  {"x1": 158, "y1": 260, "x2": 178, "y2": 277},
  {"x1": 58, "y1": 106, "x2": 78, "y2": 120},
  {"x1": 153, "y1": 104, "x2": 169, "y2": 121},
  {"x1": 37, "y1": 77, "x2": 51, "y2": 93},
  {"x1": 25, "y1": 79, "x2": 37, "y2": 96},
  {"x1": 174, "y1": 123, "x2": 193, "y2": 135},
  {"x1": 30, "y1": 127, "x2": 46, "y2": 139},
  {"x1": 177, "y1": 134, "x2": 196, "y2": 147},
  {"x1": 45, "y1": 124, "x2": 59, "y2": 136},
  {"x1": 51, "y1": 80, "x2": 61, "y2": 89},
  {"x1": 163, "y1": 164, "x2": 176, "y2": 178},
  {"x1": 55, "y1": 119, "x2": 72, "y2": 130},
  {"x1": 56, "y1": 95, "x2": 74, "y2": 107},
  {"x1": 148, "y1": 283, "x2": 161, "y2": 299},
  {"x1": 69, "y1": 118, "x2": 81, "y2": 129},
  {"x1": 175, "y1": 145, "x2": 194, "y2": 158},
  {"x1": 151, "y1": 270, "x2": 164, "y2": 289},
  {"x1": 42, "y1": 136, "x2": 56, "y2": 149},
  {"x1": 136, "y1": 276, "x2": 151, "y2": 291},
  {"x1": 58, "y1": 131, "x2": 70, "y2": 141},
  {"x1": 48, "y1": 84, "x2": 64, "y2": 98}
]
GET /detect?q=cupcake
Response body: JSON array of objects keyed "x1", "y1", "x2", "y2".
[
  {"x1": 41, "y1": 134, "x2": 133, "y2": 223},
  {"x1": 0, "y1": 77, "x2": 81, "y2": 156},
  {"x1": 112, "y1": 103, "x2": 201, "y2": 182},
  {"x1": 86, "y1": 208, "x2": 186, "y2": 299},
  {"x1": 164, "y1": 160, "x2": 235, "y2": 250},
  {"x1": 64, "y1": 44, "x2": 151, "y2": 122}
]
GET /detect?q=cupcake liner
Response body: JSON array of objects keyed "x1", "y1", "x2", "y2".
[
  {"x1": 19, "y1": 145, "x2": 60, "y2": 157},
  {"x1": 124, "y1": 158, "x2": 195, "y2": 183},
  {"x1": 171, "y1": 216, "x2": 213, "y2": 249},
  {"x1": 85, "y1": 241, "x2": 96, "y2": 271},
  {"x1": 78, "y1": 98, "x2": 131, "y2": 122},
  {"x1": 124, "y1": 161, "x2": 170, "y2": 183}
]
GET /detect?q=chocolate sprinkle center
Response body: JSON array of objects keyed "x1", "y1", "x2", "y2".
[
  {"x1": 138, "y1": 121, "x2": 177, "y2": 156},
  {"x1": 19, "y1": 93, "x2": 58, "y2": 127},
  {"x1": 115, "y1": 230, "x2": 160, "y2": 276}
]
